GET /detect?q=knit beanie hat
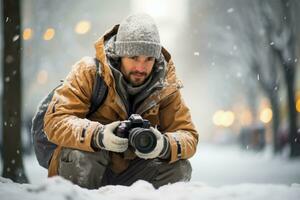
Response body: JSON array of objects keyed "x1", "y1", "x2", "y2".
[{"x1": 114, "y1": 13, "x2": 162, "y2": 59}]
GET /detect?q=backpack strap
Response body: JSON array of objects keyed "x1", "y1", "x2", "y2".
[{"x1": 86, "y1": 58, "x2": 108, "y2": 118}]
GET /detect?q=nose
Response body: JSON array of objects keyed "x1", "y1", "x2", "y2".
[{"x1": 134, "y1": 61, "x2": 146, "y2": 72}]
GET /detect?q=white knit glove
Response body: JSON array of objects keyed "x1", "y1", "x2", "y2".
[
  {"x1": 135, "y1": 127, "x2": 169, "y2": 159},
  {"x1": 93, "y1": 121, "x2": 128, "y2": 153}
]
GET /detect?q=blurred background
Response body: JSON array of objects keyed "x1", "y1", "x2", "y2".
[{"x1": 0, "y1": 0, "x2": 300, "y2": 185}]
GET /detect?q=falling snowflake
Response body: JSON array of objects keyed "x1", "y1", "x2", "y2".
[
  {"x1": 227, "y1": 8, "x2": 234, "y2": 13},
  {"x1": 12, "y1": 35, "x2": 20, "y2": 42}
]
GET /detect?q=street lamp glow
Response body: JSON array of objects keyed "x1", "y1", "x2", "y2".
[
  {"x1": 213, "y1": 110, "x2": 235, "y2": 127},
  {"x1": 296, "y1": 99, "x2": 300, "y2": 113},
  {"x1": 43, "y1": 28, "x2": 55, "y2": 41},
  {"x1": 222, "y1": 111, "x2": 235, "y2": 127},
  {"x1": 260, "y1": 108, "x2": 273, "y2": 123},
  {"x1": 213, "y1": 110, "x2": 224, "y2": 126},
  {"x1": 23, "y1": 28, "x2": 33, "y2": 40},
  {"x1": 131, "y1": 0, "x2": 168, "y2": 18},
  {"x1": 75, "y1": 20, "x2": 91, "y2": 35}
]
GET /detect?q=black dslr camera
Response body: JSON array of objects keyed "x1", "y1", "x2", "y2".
[{"x1": 114, "y1": 114, "x2": 157, "y2": 154}]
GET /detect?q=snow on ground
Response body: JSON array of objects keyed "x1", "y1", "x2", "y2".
[
  {"x1": 190, "y1": 144, "x2": 300, "y2": 186},
  {"x1": 1, "y1": 176, "x2": 300, "y2": 200},
  {"x1": 1, "y1": 143, "x2": 300, "y2": 200}
]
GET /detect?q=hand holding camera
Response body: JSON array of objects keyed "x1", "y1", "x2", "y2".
[
  {"x1": 93, "y1": 121, "x2": 129, "y2": 153},
  {"x1": 114, "y1": 114, "x2": 170, "y2": 159},
  {"x1": 134, "y1": 126, "x2": 168, "y2": 159},
  {"x1": 93, "y1": 114, "x2": 170, "y2": 159}
]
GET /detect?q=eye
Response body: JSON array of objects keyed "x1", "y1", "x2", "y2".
[
  {"x1": 146, "y1": 57, "x2": 155, "y2": 62},
  {"x1": 129, "y1": 56, "x2": 138, "y2": 61}
]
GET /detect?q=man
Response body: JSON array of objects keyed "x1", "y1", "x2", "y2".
[{"x1": 44, "y1": 13, "x2": 198, "y2": 189}]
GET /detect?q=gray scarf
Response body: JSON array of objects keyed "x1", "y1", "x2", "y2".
[{"x1": 105, "y1": 35, "x2": 166, "y2": 114}]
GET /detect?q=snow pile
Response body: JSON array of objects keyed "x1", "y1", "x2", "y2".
[{"x1": 0, "y1": 176, "x2": 300, "y2": 200}]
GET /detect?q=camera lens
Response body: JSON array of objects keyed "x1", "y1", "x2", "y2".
[{"x1": 129, "y1": 128, "x2": 157, "y2": 154}]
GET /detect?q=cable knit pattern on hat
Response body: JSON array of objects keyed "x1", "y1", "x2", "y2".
[{"x1": 114, "y1": 13, "x2": 162, "y2": 59}]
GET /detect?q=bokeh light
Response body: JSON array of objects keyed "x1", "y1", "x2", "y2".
[
  {"x1": 43, "y1": 28, "x2": 55, "y2": 40},
  {"x1": 23, "y1": 28, "x2": 33, "y2": 40},
  {"x1": 75, "y1": 20, "x2": 91, "y2": 34},
  {"x1": 260, "y1": 108, "x2": 273, "y2": 123}
]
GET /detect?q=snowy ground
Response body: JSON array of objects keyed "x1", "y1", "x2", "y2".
[
  {"x1": 190, "y1": 144, "x2": 300, "y2": 186},
  {"x1": 1, "y1": 143, "x2": 300, "y2": 200}
]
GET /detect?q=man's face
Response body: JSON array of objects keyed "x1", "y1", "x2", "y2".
[{"x1": 120, "y1": 55, "x2": 155, "y2": 86}]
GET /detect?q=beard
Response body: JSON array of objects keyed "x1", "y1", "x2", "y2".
[{"x1": 127, "y1": 71, "x2": 148, "y2": 86}]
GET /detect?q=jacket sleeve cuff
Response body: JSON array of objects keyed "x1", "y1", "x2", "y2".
[
  {"x1": 165, "y1": 132, "x2": 181, "y2": 163},
  {"x1": 79, "y1": 121, "x2": 102, "y2": 152},
  {"x1": 91, "y1": 125, "x2": 105, "y2": 150},
  {"x1": 158, "y1": 135, "x2": 171, "y2": 160}
]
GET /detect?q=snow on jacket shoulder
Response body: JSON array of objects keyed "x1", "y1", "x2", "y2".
[{"x1": 44, "y1": 56, "x2": 102, "y2": 152}]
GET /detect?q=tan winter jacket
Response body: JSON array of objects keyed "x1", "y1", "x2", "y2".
[{"x1": 44, "y1": 25, "x2": 199, "y2": 177}]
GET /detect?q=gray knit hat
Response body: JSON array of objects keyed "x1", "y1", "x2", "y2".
[{"x1": 114, "y1": 13, "x2": 162, "y2": 59}]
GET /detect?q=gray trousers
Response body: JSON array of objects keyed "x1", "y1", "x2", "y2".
[{"x1": 58, "y1": 148, "x2": 192, "y2": 189}]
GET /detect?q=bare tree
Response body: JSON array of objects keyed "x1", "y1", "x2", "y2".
[
  {"x1": 260, "y1": 0, "x2": 300, "y2": 157},
  {"x1": 233, "y1": 0, "x2": 282, "y2": 153},
  {"x1": 1, "y1": 0, "x2": 28, "y2": 182},
  {"x1": 195, "y1": 0, "x2": 282, "y2": 152}
]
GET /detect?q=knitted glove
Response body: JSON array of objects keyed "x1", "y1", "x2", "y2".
[
  {"x1": 135, "y1": 127, "x2": 170, "y2": 159},
  {"x1": 93, "y1": 121, "x2": 128, "y2": 152}
]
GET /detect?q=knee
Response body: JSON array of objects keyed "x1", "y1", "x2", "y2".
[
  {"x1": 58, "y1": 148, "x2": 110, "y2": 189},
  {"x1": 59, "y1": 148, "x2": 109, "y2": 168},
  {"x1": 175, "y1": 159, "x2": 192, "y2": 181},
  {"x1": 58, "y1": 149, "x2": 90, "y2": 177},
  {"x1": 150, "y1": 159, "x2": 192, "y2": 188},
  {"x1": 59, "y1": 149, "x2": 88, "y2": 166}
]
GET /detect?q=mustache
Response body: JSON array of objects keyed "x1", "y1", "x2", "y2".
[{"x1": 129, "y1": 71, "x2": 147, "y2": 76}]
